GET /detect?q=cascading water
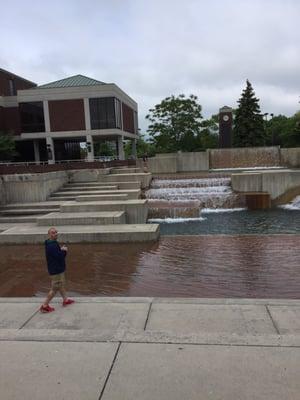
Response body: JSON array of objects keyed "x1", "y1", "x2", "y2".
[
  {"x1": 280, "y1": 195, "x2": 300, "y2": 210},
  {"x1": 146, "y1": 176, "x2": 246, "y2": 219}
]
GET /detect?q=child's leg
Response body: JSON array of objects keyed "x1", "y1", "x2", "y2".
[
  {"x1": 43, "y1": 289, "x2": 57, "y2": 306},
  {"x1": 58, "y1": 287, "x2": 67, "y2": 301}
]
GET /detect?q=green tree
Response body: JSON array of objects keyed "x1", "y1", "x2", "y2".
[
  {"x1": 94, "y1": 141, "x2": 114, "y2": 157},
  {"x1": 146, "y1": 94, "x2": 203, "y2": 153},
  {"x1": 0, "y1": 134, "x2": 16, "y2": 161},
  {"x1": 265, "y1": 112, "x2": 300, "y2": 147},
  {"x1": 124, "y1": 135, "x2": 156, "y2": 159},
  {"x1": 233, "y1": 80, "x2": 265, "y2": 147}
]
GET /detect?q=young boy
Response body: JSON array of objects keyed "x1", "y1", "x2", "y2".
[{"x1": 40, "y1": 227, "x2": 74, "y2": 313}]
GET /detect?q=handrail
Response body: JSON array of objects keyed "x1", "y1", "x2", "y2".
[{"x1": 0, "y1": 156, "x2": 122, "y2": 166}]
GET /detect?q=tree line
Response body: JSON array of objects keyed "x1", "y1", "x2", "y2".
[
  {"x1": 134, "y1": 80, "x2": 300, "y2": 157},
  {"x1": 1, "y1": 80, "x2": 299, "y2": 161}
]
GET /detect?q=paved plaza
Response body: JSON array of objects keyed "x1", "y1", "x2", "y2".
[{"x1": 1, "y1": 297, "x2": 300, "y2": 399}]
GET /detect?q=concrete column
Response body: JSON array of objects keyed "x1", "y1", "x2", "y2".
[
  {"x1": 86, "y1": 134, "x2": 94, "y2": 162},
  {"x1": 43, "y1": 101, "x2": 51, "y2": 132},
  {"x1": 46, "y1": 136, "x2": 55, "y2": 164},
  {"x1": 131, "y1": 139, "x2": 137, "y2": 159},
  {"x1": 84, "y1": 98, "x2": 91, "y2": 130},
  {"x1": 117, "y1": 135, "x2": 125, "y2": 160},
  {"x1": 33, "y1": 140, "x2": 40, "y2": 164}
]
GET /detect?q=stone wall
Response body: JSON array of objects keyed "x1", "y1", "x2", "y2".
[
  {"x1": 232, "y1": 170, "x2": 300, "y2": 201},
  {"x1": 280, "y1": 148, "x2": 300, "y2": 168},
  {"x1": 1, "y1": 171, "x2": 68, "y2": 204},
  {"x1": 68, "y1": 168, "x2": 110, "y2": 182},
  {"x1": 0, "y1": 178, "x2": 5, "y2": 205},
  {"x1": 140, "y1": 147, "x2": 284, "y2": 174},
  {"x1": 177, "y1": 151, "x2": 209, "y2": 171},
  {"x1": 210, "y1": 147, "x2": 281, "y2": 169}
]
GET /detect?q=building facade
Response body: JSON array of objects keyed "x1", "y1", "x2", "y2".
[{"x1": 0, "y1": 68, "x2": 138, "y2": 162}]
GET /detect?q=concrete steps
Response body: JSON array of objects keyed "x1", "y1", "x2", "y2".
[
  {"x1": 76, "y1": 194, "x2": 128, "y2": 202},
  {"x1": 0, "y1": 216, "x2": 38, "y2": 223},
  {"x1": 36, "y1": 211, "x2": 126, "y2": 226},
  {"x1": 101, "y1": 173, "x2": 152, "y2": 189},
  {"x1": 0, "y1": 208, "x2": 59, "y2": 216},
  {"x1": 66, "y1": 181, "x2": 141, "y2": 189},
  {"x1": 60, "y1": 185, "x2": 118, "y2": 191},
  {"x1": 0, "y1": 223, "x2": 160, "y2": 244},
  {"x1": 61, "y1": 200, "x2": 148, "y2": 224},
  {"x1": 0, "y1": 202, "x2": 62, "y2": 210},
  {"x1": 50, "y1": 189, "x2": 140, "y2": 200},
  {"x1": 111, "y1": 167, "x2": 141, "y2": 174}
]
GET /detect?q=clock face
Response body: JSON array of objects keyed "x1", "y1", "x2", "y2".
[{"x1": 223, "y1": 115, "x2": 229, "y2": 122}]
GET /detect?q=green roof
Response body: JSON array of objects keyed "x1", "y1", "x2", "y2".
[{"x1": 37, "y1": 74, "x2": 105, "y2": 89}]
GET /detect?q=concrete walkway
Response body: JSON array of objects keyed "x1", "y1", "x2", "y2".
[{"x1": 1, "y1": 297, "x2": 300, "y2": 399}]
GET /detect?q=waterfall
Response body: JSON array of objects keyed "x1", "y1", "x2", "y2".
[
  {"x1": 146, "y1": 177, "x2": 245, "y2": 218},
  {"x1": 280, "y1": 195, "x2": 300, "y2": 210}
]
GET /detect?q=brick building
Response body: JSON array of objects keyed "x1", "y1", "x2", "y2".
[{"x1": 0, "y1": 68, "x2": 138, "y2": 162}]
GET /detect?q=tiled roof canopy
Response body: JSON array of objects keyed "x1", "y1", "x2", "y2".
[{"x1": 37, "y1": 74, "x2": 106, "y2": 89}]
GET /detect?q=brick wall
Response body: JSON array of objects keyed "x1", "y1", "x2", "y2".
[
  {"x1": 0, "y1": 69, "x2": 36, "y2": 96},
  {"x1": 49, "y1": 99, "x2": 86, "y2": 131},
  {"x1": 122, "y1": 103, "x2": 134, "y2": 133}
]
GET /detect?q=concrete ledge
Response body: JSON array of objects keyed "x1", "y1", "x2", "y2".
[
  {"x1": 61, "y1": 185, "x2": 118, "y2": 191},
  {"x1": 75, "y1": 194, "x2": 128, "y2": 202},
  {"x1": 60, "y1": 200, "x2": 148, "y2": 224},
  {"x1": 0, "y1": 224, "x2": 160, "y2": 243},
  {"x1": 102, "y1": 173, "x2": 152, "y2": 189},
  {"x1": 36, "y1": 211, "x2": 126, "y2": 226},
  {"x1": 52, "y1": 189, "x2": 141, "y2": 200},
  {"x1": 111, "y1": 168, "x2": 141, "y2": 174}
]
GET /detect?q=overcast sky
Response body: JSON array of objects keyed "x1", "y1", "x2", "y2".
[{"x1": 1, "y1": 0, "x2": 299, "y2": 132}]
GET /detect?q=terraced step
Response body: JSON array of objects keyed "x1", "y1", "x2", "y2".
[
  {"x1": 61, "y1": 200, "x2": 148, "y2": 224},
  {"x1": 0, "y1": 202, "x2": 62, "y2": 210},
  {"x1": 61, "y1": 185, "x2": 118, "y2": 191},
  {"x1": 97, "y1": 181, "x2": 141, "y2": 190},
  {"x1": 66, "y1": 181, "x2": 141, "y2": 189},
  {"x1": 36, "y1": 211, "x2": 126, "y2": 226},
  {"x1": 0, "y1": 208, "x2": 58, "y2": 216},
  {"x1": 111, "y1": 167, "x2": 141, "y2": 174},
  {"x1": 51, "y1": 189, "x2": 141, "y2": 200},
  {"x1": 0, "y1": 223, "x2": 160, "y2": 244},
  {"x1": 76, "y1": 193, "x2": 128, "y2": 202},
  {"x1": 0, "y1": 216, "x2": 37, "y2": 223},
  {"x1": 47, "y1": 196, "x2": 77, "y2": 201},
  {"x1": 102, "y1": 173, "x2": 152, "y2": 189},
  {"x1": 65, "y1": 181, "x2": 106, "y2": 187}
]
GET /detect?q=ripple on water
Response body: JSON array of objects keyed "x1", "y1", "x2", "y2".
[{"x1": 0, "y1": 235, "x2": 300, "y2": 298}]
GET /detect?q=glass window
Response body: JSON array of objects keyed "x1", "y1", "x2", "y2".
[
  {"x1": 89, "y1": 97, "x2": 116, "y2": 130},
  {"x1": 115, "y1": 98, "x2": 122, "y2": 129},
  {"x1": 134, "y1": 111, "x2": 138, "y2": 134},
  {"x1": 9, "y1": 79, "x2": 16, "y2": 96},
  {"x1": 19, "y1": 102, "x2": 45, "y2": 133}
]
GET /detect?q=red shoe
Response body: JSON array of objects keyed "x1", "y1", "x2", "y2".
[
  {"x1": 40, "y1": 304, "x2": 55, "y2": 313},
  {"x1": 63, "y1": 298, "x2": 75, "y2": 307}
]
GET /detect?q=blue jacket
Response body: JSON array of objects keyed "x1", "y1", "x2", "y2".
[{"x1": 45, "y1": 239, "x2": 66, "y2": 275}]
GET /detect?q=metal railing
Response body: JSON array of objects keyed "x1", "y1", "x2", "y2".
[{"x1": 0, "y1": 156, "x2": 122, "y2": 167}]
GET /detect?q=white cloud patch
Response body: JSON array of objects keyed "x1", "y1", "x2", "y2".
[{"x1": 1, "y1": 0, "x2": 299, "y2": 132}]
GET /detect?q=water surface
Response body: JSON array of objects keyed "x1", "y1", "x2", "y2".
[{"x1": 1, "y1": 235, "x2": 299, "y2": 298}]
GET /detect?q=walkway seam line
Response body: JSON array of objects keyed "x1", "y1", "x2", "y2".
[
  {"x1": 265, "y1": 305, "x2": 280, "y2": 335},
  {"x1": 19, "y1": 308, "x2": 40, "y2": 330},
  {"x1": 144, "y1": 302, "x2": 153, "y2": 330},
  {"x1": 98, "y1": 341, "x2": 121, "y2": 400}
]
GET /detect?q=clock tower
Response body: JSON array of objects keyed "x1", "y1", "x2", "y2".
[{"x1": 219, "y1": 106, "x2": 233, "y2": 148}]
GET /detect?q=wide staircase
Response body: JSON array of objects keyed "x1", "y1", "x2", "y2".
[{"x1": 0, "y1": 167, "x2": 159, "y2": 243}]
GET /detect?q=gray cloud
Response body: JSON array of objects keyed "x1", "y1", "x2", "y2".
[{"x1": 1, "y1": 0, "x2": 299, "y2": 132}]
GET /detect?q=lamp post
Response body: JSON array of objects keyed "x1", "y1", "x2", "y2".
[
  {"x1": 270, "y1": 113, "x2": 274, "y2": 145},
  {"x1": 263, "y1": 113, "x2": 268, "y2": 146}
]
